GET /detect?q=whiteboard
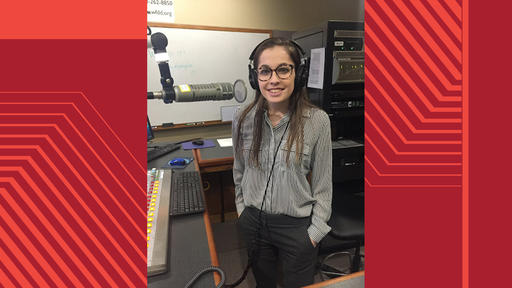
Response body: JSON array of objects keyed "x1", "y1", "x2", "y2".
[{"x1": 147, "y1": 26, "x2": 270, "y2": 125}]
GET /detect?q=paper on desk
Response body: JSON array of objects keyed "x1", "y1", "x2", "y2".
[{"x1": 217, "y1": 138, "x2": 233, "y2": 147}]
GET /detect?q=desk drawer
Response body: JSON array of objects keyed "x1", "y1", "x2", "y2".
[{"x1": 201, "y1": 171, "x2": 236, "y2": 215}]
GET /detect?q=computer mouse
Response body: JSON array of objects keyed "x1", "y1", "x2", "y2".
[
  {"x1": 169, "y1": 158, "x2": 187, "y2": 166},
  {"x1": 192, "y1": 140, "x2": 204, "y2": 146}
]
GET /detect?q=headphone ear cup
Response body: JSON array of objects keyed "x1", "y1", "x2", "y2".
[
  {"x1": 295, "y1": 60, "x2": 309, "y2": 89},
  {"x1": 301, "y1": 58, "x2": 310, "y2": 88},
  {"x1": 248, "y1": 65, "x2": 259, "y2": 90},
  {"x1": 294, "y1": 65, "x2": 302, "y2": 90}
]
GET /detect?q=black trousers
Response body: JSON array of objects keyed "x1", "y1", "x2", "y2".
[{"x1": 238, "y1": 206, "x2": 318, "y2": 288}]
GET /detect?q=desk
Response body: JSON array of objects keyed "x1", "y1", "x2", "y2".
[
  {"x1": 147, "y1": 146, "x2": 220, "y2": 288},
  {"x1": 147, "y1": 141, "x2": 360, "y2": 288},
  {"x1": 192, "y1": 141, "x2": 234, "y2": 173},
  {"x1": 192, "y1": 141, "x2": 234, "y2": 222},
  {"x1": 304, "y1": 271, "x2": 364, "y2": 288}
]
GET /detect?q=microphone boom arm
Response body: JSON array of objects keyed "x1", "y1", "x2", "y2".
[{"x1": 148, "y1": 31, "x2": 176, "y2": 103}]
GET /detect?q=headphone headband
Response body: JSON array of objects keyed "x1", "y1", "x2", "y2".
[{"x1": 249, "y1": 39, "x2": 306, "y2": 62}]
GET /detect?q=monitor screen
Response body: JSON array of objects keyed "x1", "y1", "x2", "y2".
[{"x1": 147, "y1": 116, "x2": 155, "y2": 141}]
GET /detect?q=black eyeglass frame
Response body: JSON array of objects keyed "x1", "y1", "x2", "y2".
[{"x1": 256, "y1": 64, "x2": 295, "y2": 81}]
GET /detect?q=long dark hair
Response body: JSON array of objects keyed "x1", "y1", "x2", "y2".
[{"x1": 236, "y1": 37, "x2": 315, "y2": 167}]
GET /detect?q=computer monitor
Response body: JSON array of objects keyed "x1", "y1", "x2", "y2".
[{"x1": 147, "y1": 116, "x2": 155, "y2": 142}]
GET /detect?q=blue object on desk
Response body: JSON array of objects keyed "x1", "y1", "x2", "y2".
[
  {"x1": 181, "y1": 139, "x2": 215, "y2": 150},
  {"x1": 162, "y1": 157, "x2": 194, "y2": 169},
  {"x1": 170, "y1": 158, "x2": 187, "y2": 166}
]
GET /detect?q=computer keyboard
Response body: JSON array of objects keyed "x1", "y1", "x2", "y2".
[
  {"x1": 147, "y1": 143, "x2": 180, "y2": 162},
  {"x1": 147, "y1": 169, "x2": 172, "y2": 277},
  {"x1": 171, "y1": 171, "x2": 205, "y2": 216}
]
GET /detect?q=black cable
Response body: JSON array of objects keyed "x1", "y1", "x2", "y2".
[
  {"x1": 184, "y1": 266, "x2": 226, "y2": 288},
  {"x1": 185, "y1": 121, "x2": 290, "y2": 288},
  {"x1": 224, "y1": 120, "x2": 290, "y2": 288}
]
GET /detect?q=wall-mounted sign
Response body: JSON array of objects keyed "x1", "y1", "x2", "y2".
[{"x1": 147, "y1": 0, "x2": 175, "y2": 24}]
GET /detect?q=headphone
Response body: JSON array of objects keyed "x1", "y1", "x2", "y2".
[{"x1": 248, "y1": 38, "x2": 310, "y2": 92}]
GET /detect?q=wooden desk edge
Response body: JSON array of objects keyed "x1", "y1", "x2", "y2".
[
  {"x1": 194, "y1": 148, "x2": 234, "y2": 166},
  {"x1": 303, "y1": 271, "x2": 364, "y2": 288},
  {"x1": 194, "y1": 157, "x2": 221, "y2": 285}
]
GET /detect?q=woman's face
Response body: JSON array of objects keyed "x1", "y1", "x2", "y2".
[{"x1": 257, "y1": 46, "x2": 295, "y2": 108}]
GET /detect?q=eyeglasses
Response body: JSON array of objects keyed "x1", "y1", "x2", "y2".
[{"x1": 256, "y1": 64, "x2": 294, "y2": 81}]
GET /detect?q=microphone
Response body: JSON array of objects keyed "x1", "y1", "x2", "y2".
[
  {"x1": 148, "y1": 79, "x2": 247, "y2": 103},
  {"x1": 147, "y1": 32, "x2": 168, "y2": 54}
]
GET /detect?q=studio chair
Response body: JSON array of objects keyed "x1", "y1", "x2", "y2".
[{"x1": 317, "y1": 188, "x2": 364, "y2": 280}]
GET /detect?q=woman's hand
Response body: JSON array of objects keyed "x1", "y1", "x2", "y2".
[{"x1": 310, "y1": 238, "x2": 317, "y2": 248}]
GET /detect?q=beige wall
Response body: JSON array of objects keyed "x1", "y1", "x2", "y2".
[{"x1": 174, "y1": 0, "x2": 364, "y2": 31}]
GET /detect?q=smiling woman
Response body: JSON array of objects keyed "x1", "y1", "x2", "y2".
[
  {"x1": 232, "y1": 37, "x2": 333, "y2": 287},
  {"x1": 256, "y1": 47, "x2": 296, "y2": 112}
]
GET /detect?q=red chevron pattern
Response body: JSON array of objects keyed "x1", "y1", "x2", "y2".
[
  {"x1": 366, "y1": 0, "x2": 465, "y2": 287},
  {"x1": 0, "y1": 92, "x2": 146, "y2": 287}
]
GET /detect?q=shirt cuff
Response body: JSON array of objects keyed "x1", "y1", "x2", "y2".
[
  {"x1": 236, "y1": 202, "x2": 245, "y2": 216},
  {"x1": 307, "y1": 224, "x2": 331, "y2": 244}
]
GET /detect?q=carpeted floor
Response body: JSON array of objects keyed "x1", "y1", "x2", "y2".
[{"x1": 212, "y1": 220, "x2": 364, "y2": 287}]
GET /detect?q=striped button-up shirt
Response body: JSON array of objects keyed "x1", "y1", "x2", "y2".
[{"x1": 232, "y1": 105, "x2": 332, "y2": 243}]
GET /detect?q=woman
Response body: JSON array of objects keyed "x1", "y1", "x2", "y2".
[{"x1": 232, "y1": 37, "x2": 332, "y2": 287}]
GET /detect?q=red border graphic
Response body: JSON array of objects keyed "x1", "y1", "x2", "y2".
[
  {"x1": 0, "y1": 92, "x2": 146, "y2": 287},
  {"x1": 365, "y1": 1, "x2": 465, "y2": 287},
  {"x1": 0, "y1": 38, "x2": 146, "y2": 287}
]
